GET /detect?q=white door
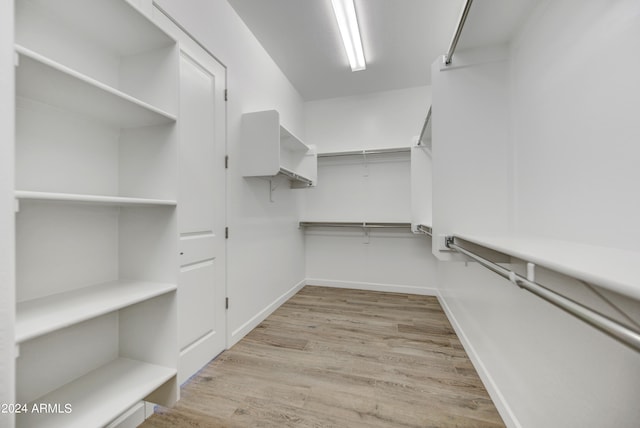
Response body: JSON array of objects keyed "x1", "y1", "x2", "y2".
[{"x1": 152, "y1": 7, "x2": 227, "y2": 383}]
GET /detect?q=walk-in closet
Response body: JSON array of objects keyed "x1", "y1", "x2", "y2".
[{"x1": 1, "y1": 0, "x2": 638, "y2": 427}]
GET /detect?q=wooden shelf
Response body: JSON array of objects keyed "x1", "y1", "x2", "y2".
[
  {"x1": 17, "y1": 358, "x2": 176, "y2": 428},
  {"x1": 455, "y1": 234, "x2": 640, "y2": 301},
  {"x1": 15, "y1": 190, "x2": 177, "y2": 207},
  {"x1": 16, "y1": 280, "x2": 177, "y2": 344},
  {"x1": 15, "y1": 46, "x2": 176, "y2": 128}
]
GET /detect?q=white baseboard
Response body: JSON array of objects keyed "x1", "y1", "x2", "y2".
[
  {"x1": 229, "y1": 279, "x2": 306, "y2": 347},
  {"x1": 306, "y1": 278, "x2": 438, "y2": 296},
  {"x1": 437, "y1": 292, "x2": 521, "y2": 428}
]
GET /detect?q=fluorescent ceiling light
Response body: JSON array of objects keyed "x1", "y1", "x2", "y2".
[{"x1": 331, "y1": 0, "x2": 366, "y2": 72}]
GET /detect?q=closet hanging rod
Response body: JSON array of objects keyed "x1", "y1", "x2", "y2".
[
  {"x1": 299, "y1": 222, "x2": 411, "y2": 229},
  {"x1": 445, "y1": 237, "x2": 640, "y2": 353},
  {"x1": 279, "y1": 167, "x2": 312, "y2": 186},
  {"x1": 417, "y1": 106, "x2": 432, "y2": 146},
  {"x1": 417, "y1": 224, "x2": 433, "y2": 236},
  {"x1": 317, "y1": 147, "x2": 410, "y2": 158},
  {"x1": 445, "y1": 0, "x2": 474, "y2": 66}
]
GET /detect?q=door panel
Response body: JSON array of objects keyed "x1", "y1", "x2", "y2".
[
  {"x1": 152, "y1": 6, "x2": 227, "y2": 384},
  {"x1": 178, "y1": 262, "x2": 216, "y2": 348}
]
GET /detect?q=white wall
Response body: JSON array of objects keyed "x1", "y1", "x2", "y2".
[
  {"x1": 153, "y1": 0, "x2": 307, "y2": 346},
  {"x1": 511, "y1": 0, "x2": 640, "y2": 251},
  {"x1": 305, "y1": 86, "x2": 431, "y2": 152},
  {"x1": 0, "y1": 0, "x2": 15, "y2": 423},
  {"x1": 303, "y1": 87, "x2": 437, "y2": 294},
  {"x1": 433, "y1": 1, "x2": 640, "y2": 427}
]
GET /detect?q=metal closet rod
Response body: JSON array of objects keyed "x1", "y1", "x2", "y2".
[
  {"x1": 317, "y1": 147, "x2": 411, "y2": 158},
  {"x1": 279, "y1": 167, "x2": 312, "y2": 186},
  {"x1": 417, "y1": 106, "x2": 432, "y2": 146},
  {"x1": 445, "y1": 237, "x2": 640, "y2": 353},
  {"x1": 445, "y1": 0, "x2": 474, "y2": 66},
  {"x1": 299, "y1": 222, "x2": 411, "y2": 229},
  {"x1": 417, "y1": 224, "x2": 432, "y2": 236}
]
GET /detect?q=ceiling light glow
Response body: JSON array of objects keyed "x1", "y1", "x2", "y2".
[{"x1": 331, "y1": 0, "x2": 366, "y2": 72}]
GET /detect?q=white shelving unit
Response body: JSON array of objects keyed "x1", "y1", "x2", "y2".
[
  {"x1": 241, "y1": 109, "x2": 317, "y2": 187},
  {"x1": 13, "y1": 0, "x2": 180, "y2": 426}
]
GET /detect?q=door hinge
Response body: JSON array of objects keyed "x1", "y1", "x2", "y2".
[
  {"x1": 225, "y1": 155, "x2": 229, "y2": 169},
  {"x1": 225, "y1": 297, "x2": 229, "y2": 310},
  {"x1": 225, "y1": 227, "x2": 229, "y2": 239},
  {"x1": 224, "y1": 89, "x2": 228, "y2": 101}
]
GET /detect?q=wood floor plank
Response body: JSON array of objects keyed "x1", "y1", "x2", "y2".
[{"x1": 142, "y1": 286, "x2": 504, "y2": 427}]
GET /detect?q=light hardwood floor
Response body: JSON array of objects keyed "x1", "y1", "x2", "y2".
[{"x1": 142, "y1": 286, "x2": 505, "y2": 427}]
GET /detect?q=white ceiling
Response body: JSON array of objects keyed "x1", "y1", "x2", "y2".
[{"x1": 228, "y1": 0, "x2": 464, "y2": 101}]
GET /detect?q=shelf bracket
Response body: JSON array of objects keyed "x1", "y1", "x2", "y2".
[
  {"x1": 527, "y1": 262, "x2": 536, "y2": 282},
  {"x1": 269, "y1": 177, "x2": 283, "y2": 203}
]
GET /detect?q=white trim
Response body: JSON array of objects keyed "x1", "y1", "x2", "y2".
[
  {"x1": 229, "y1": 279, "x2": 306, "y2": 346},
  {"x1": 305, "y1": 278, "x2": 437, "y2": 296},
  {"x1": 437, "y1": 292, "x2": 521, "y2": 428}
]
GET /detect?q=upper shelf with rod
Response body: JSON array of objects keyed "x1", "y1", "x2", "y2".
[
  {"x1": 443, "y1": 0, "x2": 539, "y2": 67},
  {"x1": 317, "y1": 147, "x2": 411, "y2": 158},
  {"x1": 241, "y1": 109, "x2": 317, "y2": 187},
  {"x1": 300, "y1": 221, "x2": 412, "y2": 230},
  {"x1": 452, "y1": 234, "x2": 640, "y2": 302},
  {"x1": 444, "y1": 235, "x2": 640, "y2": 353}
]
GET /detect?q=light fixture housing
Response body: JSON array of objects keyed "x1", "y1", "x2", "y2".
[{"x1": 331, "y1": 0, "x2": 366, "y2": 72}]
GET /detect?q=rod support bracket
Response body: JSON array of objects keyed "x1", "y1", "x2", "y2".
[{"x1": 445, "y1": 236, "x2": 455, "y2": 248}]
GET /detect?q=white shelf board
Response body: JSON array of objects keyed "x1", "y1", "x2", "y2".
[
  {"x1": 21, "y1": 0, "x2": 175, "y2": 57},
  {"x1": 15, "y1": 46, "x2": 176, "y2": 128},
  {"x1": 15, "y1": 190, "x2": 177, "y2": 207},
  {"x1": 455, "y1": 234, "x2": 640, "y2": 301},
  {"x1": 280, "y1": 126, "x2": 309, "y2": 152},
  {"x1": 17, "y1": 358, "x2": 176, "y2": 428},
  {"x1": 16, "y1": 280, "x2": 177, "y2": 343}
]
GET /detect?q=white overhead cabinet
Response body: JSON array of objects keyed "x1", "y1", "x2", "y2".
[
  {"x1": 13, "y1": 0, "x2": 179, "y2": 426},
  {"x1": 241, "y1": 109, "x2": 317, "y2": 188}
]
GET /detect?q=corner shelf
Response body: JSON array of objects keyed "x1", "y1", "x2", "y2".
[
  {"x1": 16, "y1": 280, "x2": 177, "y2": 344},
  {"x1": 241, "y1": 109, "x2": 317, "y2": 187},
  {"x1": 15, "y1": 46, "x2": 176, "y2": 128},
  {"x1": 17, "y1": 358, "x2": 176, "y2": 428},
  {"x1": 455, "y1": 234, "x2": 640, "y2": 302},
  {"x1": 15, "y1": 190, "x2": 177, "y2": 207}
]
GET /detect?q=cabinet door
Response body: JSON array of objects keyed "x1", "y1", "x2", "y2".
[{"x1": 152, "y1": 6, "x2": 228, "y2": 383}]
